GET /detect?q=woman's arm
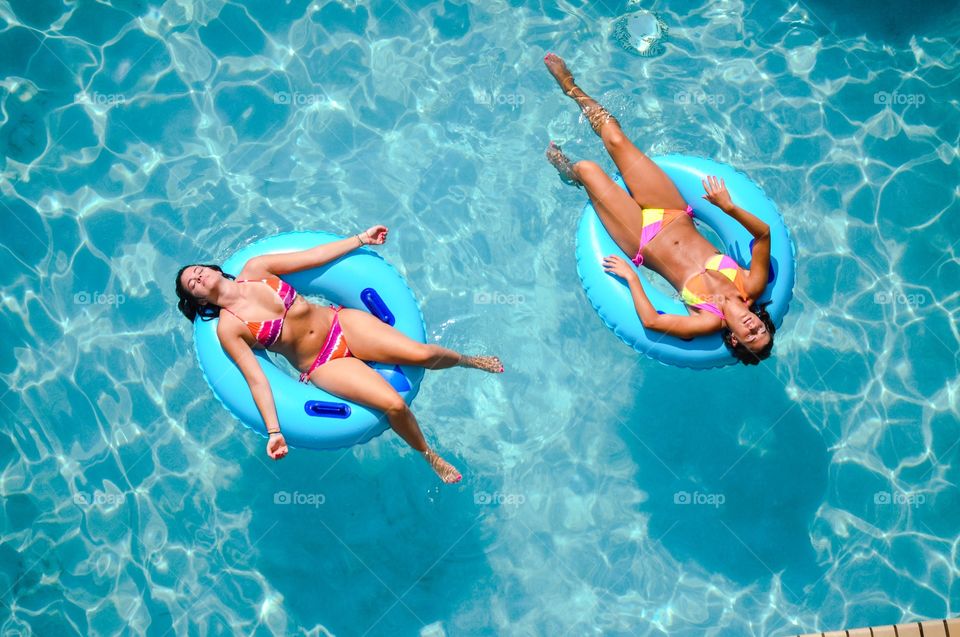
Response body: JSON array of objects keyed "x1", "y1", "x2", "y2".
[
  {"x1": 702, "y1": 177, "x2": 769, "y2": 238},
  {"x1": 604, "y1": 256, "x2": 721, "y2": 339},
  {"x1": 218, "y1": 326, "x2": 288, "y2": 459},
  {"x1": 246, "y1": 225, "x2": 389, "y2": 276},
  {"x1": 701, "y1": 176, "x2": 771, "y2": 299}
]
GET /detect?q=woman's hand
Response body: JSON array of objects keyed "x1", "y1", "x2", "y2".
[
  {"x1": 361, "y1": 225, "x2": 388, "y2": 245},
  {"x1": 603, "y1": 255, "x2": 638, "y2": 281},
  {"x1": 266, "y1": 432, "x2": 288, "y2": 460},
  {"x1": 701, "y1": 176, "x2": 733, "y2": 211}
]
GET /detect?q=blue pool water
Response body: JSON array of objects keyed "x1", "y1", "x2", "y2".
[{"x1": 1, "y1": 0, "x2": 959, "y2": 635}]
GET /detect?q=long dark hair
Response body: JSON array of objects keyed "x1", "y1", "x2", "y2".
[
  {"x1": 721, "y1": 302, "x2": 776, "y2": 365},
  {"x1": 175, "y1": 264, "x2": 234, "y2": 322}
]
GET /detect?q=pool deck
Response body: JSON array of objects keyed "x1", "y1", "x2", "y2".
[{"x1": 794, "y1": 618, "x2": 958, "y2": 637}]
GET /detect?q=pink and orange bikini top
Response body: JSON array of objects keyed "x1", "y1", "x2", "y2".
[
  {"x1": 680, "y1": 254, "x2": 750, "y2": 319},
  {"x1": 221, "y1": 277, "x2": 298, "y2": 348}
]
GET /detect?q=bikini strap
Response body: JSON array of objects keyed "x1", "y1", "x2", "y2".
[
  {"x1": 222, "y1": 278, "x2": 251, "y2": 323},
  {"x1": 220, "y1": 306, "x2": 249, "y2": 324}
]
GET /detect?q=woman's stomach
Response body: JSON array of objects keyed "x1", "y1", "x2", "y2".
[{"x1": 274, "y1": 302, "x2": 335, "y2": 371}]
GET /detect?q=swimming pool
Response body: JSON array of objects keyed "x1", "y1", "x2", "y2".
[{"x1": 1, "y1": 0, "x2": 958, "y2": 634}]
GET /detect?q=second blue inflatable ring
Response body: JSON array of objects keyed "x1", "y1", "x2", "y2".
[
  {"x1": 193, "y1": 231, "x2": 426, "y2": 450},
  {"x1": 575, "y1": 155, "x2": 796, "y2": 369}
]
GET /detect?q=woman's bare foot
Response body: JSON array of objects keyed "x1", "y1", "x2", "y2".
[
  {"x1": 423, "y1": 449, "x2": 462, "y2": 484},
  {"x1": 459, "y1": 355, "x2": 504, "y2": 373},
  {"x1": 545, "y1": 141, "x2": 581, "y2": 187},
  {"x1": 544, "y1": 51, "x2": 617, "y2": 136},
  {"x1": 544, "y1": 52, "x2": 577, "y2": 95}
]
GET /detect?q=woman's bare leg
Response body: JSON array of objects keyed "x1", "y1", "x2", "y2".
[
  {"x1": 546, "y1": 146, "x2": 646, "y2": 257},
  {"x1": 544, "y1": 53, "x2": 687, "y2": 210},
  {"x1": 307, "y1": 357, "x2": 462, "y2": 483},
  {"x1": 338, "y1": 308, "x2": 504, "y2": 373}
]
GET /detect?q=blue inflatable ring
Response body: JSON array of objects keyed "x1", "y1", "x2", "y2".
[
  {"x1": 575, "y1": 155, "x2": 795, "y2": 369},
  {"x1": 193, "y1": 231, "x2": 426, "y2": 450}
]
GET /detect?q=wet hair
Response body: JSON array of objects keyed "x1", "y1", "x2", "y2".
[
  {"x1": 175, "y1": 264, "x2": 234, "y2": 322},
  {"x1": 721, "y1": 302, "x2": 776, "y2": 366}
]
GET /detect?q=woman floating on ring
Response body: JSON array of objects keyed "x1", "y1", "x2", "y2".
[
  {"x1": 175, "y1": 226, "x2": 503, "y2": 483},
  {"x1": 543, "y1": 53, "x2": 775, "y2": 364}
]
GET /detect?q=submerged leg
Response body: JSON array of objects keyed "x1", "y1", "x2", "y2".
[
  {"x1": 544, "y1": 53, "x2": 687, "y2": 210},
  {"x1": 338, "y1": 309, "x2": 503, "y2": 373},
  {"x1": 307, "y1": 357, "x2": 462, "y2": 483},
  {"x1": 544, "y1": 52, "x2": 620, "y2": 136}
]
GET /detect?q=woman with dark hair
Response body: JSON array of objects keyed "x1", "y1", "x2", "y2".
[
  {"x1": 175, "y1": 226, "x2": 503, "y2": 483},
  {"x1": 543, "y1": 53, "x2": 775, "y2": 365}
]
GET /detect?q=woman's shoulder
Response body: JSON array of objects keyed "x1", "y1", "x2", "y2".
[
  {"x1": 237, "y1": 257, "x2": 276, "y2": 281},
  {"x1": 216, "y1": 311, "x2": 246, "y2": 336},
  {"x1": 739, "y1": 266, "x2": 768, "y2": 301},
  {"x1": 217, "y1": 318, "x2": 262, "y2": 354}
]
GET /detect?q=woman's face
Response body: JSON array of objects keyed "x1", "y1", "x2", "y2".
[
  {"x1": 180, "y1": 265, "x2": 220, "y2": 302},
  {"x1": 727, "y1": 308, "x2": 771, "y2": 351}
]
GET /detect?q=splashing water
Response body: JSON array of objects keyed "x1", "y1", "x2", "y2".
[{"x1": 613, "y1": 10, "x2": 669, "y2": 57}]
